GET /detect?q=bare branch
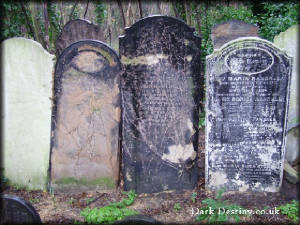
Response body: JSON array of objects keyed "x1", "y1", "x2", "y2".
[
  {"x1": 69, "y1": 0, "x2": 79, "y2": 21},
  {"x1": 20, "y1": 1, "x2": 36, "y2": 40},
  {"x1": 84, "y1": 0, "x2": 90, "y2": 19}
]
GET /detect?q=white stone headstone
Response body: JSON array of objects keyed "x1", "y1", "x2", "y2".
[{"x1": 2, "y1": 38, "x2": 55, "y2": 190}]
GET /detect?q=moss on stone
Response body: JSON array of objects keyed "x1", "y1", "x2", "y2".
[{"x1": 55, "y1": 176, "x2": 115, "y2": 189}]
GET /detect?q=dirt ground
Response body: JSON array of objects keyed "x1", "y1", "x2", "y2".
[{"x1": 2, "y1": 130, "x2": 299, "y2": 224}]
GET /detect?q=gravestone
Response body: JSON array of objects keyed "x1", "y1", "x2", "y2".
[
  {"x1": 274, "y1": 25, "x2": 299, "y2": 131},
  {"x1": 120, "y1": 16, "x2": 201, "y2": 194},
  {"x1": 206, "y1": 37, "x2": 292, "y2": 192},
  {"x1": 56, "y1": 19, "x2": 105, "y2": 55},
  {"x1": 1, "y1": 38, "x2": 54, "y2": 190},
  {"x1": 211, "y1": 20, "x2": 259, "y2": 49},
  {"x1": 0, "y1": 195, "x2": 41, "y2": 224},
  {"x1": 50, "y1": 40, "x2": 121, "y2": 191},
  {"x1": 274, "y1": 25, "x2": 299, "y2": 165}
]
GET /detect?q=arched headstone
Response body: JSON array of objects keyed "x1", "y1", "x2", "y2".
[
  {"x1": 55, "y1": 19, "x2": 105, "y2": 55},
  {"x1": 205, "y1": 37, "x2": 292, "y2": 192},
  {"x1": 1, "y1": 38, "x2": 54, "y2": 190},
  {"x1": 0, "y1": 195, "x2": 41, "y2": 224},
  {"x1": 50, "y1": 40, "x2": 121, "y2": 191},
  {"x1": 211, "y1": 20, "x2": 259, "y2": 49},
  {"x1": 119, "y1": 16, "x2": 202, "y2": 194}
]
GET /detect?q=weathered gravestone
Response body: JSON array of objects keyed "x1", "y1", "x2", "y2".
[
  {"x1": 0, "y1": 195, "x2": 41, "y2": 224},
  {"x1": 274, "y1": 25, "x2": 299, "y2": 165},
  {"x1": 120, "y1": 16, "x2": 202, "y2": 194},
  {"x1": 56, "y1": 19, "x2": 105, "y2": 55},
  {"x1": 206, "y1": 37, "x2": 292, "y2": 192},
  {"x1": 1, "y1": 38, "x2": 54, "y2": 190},
  {"x1": 50, "y1": 40, "x2": 121, "y2": 191},
  {"x1": 211, "y1": 20, "x2": 259, "y2": 49}
]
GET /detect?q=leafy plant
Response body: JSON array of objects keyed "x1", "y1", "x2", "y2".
[
  {"x1": 86, "y1": 197, "x2": 95, "y2": 205},
  {"x1": 80, "y1": 190, "x2": 138, "y2": 224},
  {"x1": 196, "y1": 189, "x2": 249, "y2": 223},
  {"x1": 278, "y1": 200, "x2": 299, "y2": 223},
  {"x1": 191, "y1": 192, "x2": 197, "y2": 203},
  {"x1": 174, "y1": 203, "x2": 181, "y2": 212},
  {"x1": 199, "y1": 111, "x2": 205, "y2": 128}
]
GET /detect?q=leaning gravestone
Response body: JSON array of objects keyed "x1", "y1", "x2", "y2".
[
  {"x1": 206, "y1": 37, "x2": 292, "y2": 192},
  {"x1": 1, "y1": 38, "x2": 54, "y2": 190},
  {"x1": 274, "y1": 25, "x2": 299, "y2": 165},
  {"x1": 120, "y1": 16, "x2": 201, "y2": 194},
  {"x1": 50, "y1": 40, "x2": 121, "y2": 191},
  {"x1": 56, "y1": 19, "x2": 105, "y2": 55},
  {"x1": 211, "y1": 20, "x2": 259, "y2": 49},
  {"x1": 0, "y1": 195, "x2": 41, "y2": 224}
]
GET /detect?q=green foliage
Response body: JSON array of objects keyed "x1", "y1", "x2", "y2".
[
  {"x1": 80, "y1": 190, "x2": 139, "y2": 224},
  {"x1": 94, "y1": 1, "x2": 107, "y2": 25},
  {"x1": 0, "y1": 2, "x2": 27, "y2": 41},
  {"x1": 196, "y1": 189, "x2": 249, "y2": 223},
  {"x1": 278, "y1": 200, "x2": 300, "y2": 223},
  {"x1": 257, "y1": 2, "x2": 299, "y2": 41},
  {"x1": 174, "y1": 203, "x2": 181, "y2": 212},
  {"x1": 199, "y1": 111, "x2": 205, "y2": 128},
  {"x1": 191, "y1": 192, "x2": 197, "y2": 203}
]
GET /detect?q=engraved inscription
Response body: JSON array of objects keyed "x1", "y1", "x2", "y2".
[
  {"x1": 225, "y1": 47, "x2": 274, "y2": 75},
  {"x1": 206, "y1": 38, "x2": 292, "y2": 192}
]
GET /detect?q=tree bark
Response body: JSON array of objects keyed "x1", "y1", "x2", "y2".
[
  {"x1": 184, "y1": 0, "x2": 191, "y2": 26},
  {"x1": 69, "y1": 0, "x2": 79, "y2": 21},
  {"x1": 20, "y1": 1, "x2": 36, "y2": 40},
  {"x1": 117, "y1": 0, "x2": 127, "y2": 28},
  {"x1": 28, "y1": 2, "x2": 45, "y2": 47},
  {"x1": 84, "y1": 0, "x2": 90, "y2": 19},
  {"x1": 43, "y1": 1, "x2": 49, "y2": 50}
]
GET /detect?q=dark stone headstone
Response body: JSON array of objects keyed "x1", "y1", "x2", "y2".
[
  {"x1": 211, "y1": 20, "x2": 259, "y2": 49},
  {"x1": 50, "y1": 40, "x2": 121, "y2": 191},
  {"x1": 120, "y1": 15, "x2": 202, "y2": 194},
  {"x1": 205, "y1": 37, "x2": 292, "y2": 192},
  {"x1": 56, "y1": 19, "x2": 105, "y2": 55},
  {"x1": 0, "y1": 195, "x2": 41, "y2": 224}
]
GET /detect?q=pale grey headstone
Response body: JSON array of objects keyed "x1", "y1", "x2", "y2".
[{"x1": 1, "y1": 38, "x2": 54, "y2": 190}]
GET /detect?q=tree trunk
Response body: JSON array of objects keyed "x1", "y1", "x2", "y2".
[
  {"x1": 28, "y1": 2, "x2": 45, "y2": 47},
  {"x1": 43, "y1": 1, "x2": 50, "y2": 50}
]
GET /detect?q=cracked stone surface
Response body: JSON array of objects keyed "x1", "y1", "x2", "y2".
[
  {"x1": 211, "y1": 20, "x2": 259, "y2": 49},
  {"x1": 55, "y1": 19, "x2": 105, "y2": 55},
  {"x1": 50, "y1": 40, "x2": 121, "y2": 191},
  {"x1": 119, "y1": 16, "x2": 202, "y2": 194},
  {"x1": 205, "y1": 37, "x2": 292, "y2": 192},
  {"x1": 2, "y1": 38, "x2": 54, "y2": 190}
]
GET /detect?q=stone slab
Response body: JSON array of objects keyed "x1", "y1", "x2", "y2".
[
  {"x1": 211, "y1": 20, "x2": 259, "y2": 49},
  {"x1": 120, "y1": 16, "x2": 202, "y2": 194},
  {"x1": 50, "y1": 40, "x2": 121, "y2": 191},
  {"x1": 274, "y1": 25, "x2": 299, "y2": 130},
  {"x1": 56, "y1": 19, "x2": 105, "y2": 55},
  {"x1": 1, "y1": 37, "x2": 54, "y2": 190},
  {"x1": 205, "y1": 37, "x2": 292, "y2": 192},
  {"x1": 0, "y1": 195, "x2": 41, "y2": 224}
]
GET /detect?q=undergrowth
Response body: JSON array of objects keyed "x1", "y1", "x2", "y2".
[{"x1": 80, "y1": 190, "x2": 138, "y2": 224}]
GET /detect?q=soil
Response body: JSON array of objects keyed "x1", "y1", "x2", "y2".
[{"x1": 2, "y1": 129, "x2": 299, "y2": 224}]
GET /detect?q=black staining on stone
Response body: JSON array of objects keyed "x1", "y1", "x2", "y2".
[
  {"x1": 50, "y1": 40, "x2": 121, "y2": 190},
  {"x1": 206, "y1": 38, "x2": 292, "y2": 192},
  {"x1": 0, "y1": 195, "x2": 41, "y2": 224},
  {"x1": 120, "y1": 16, "x2": 201, "y2": 194}
]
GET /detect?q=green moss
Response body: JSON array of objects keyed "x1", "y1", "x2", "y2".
[{"x1": 56, "y1": 176, "x2": 115, "y2": 189}]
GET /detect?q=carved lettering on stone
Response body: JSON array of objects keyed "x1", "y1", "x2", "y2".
[
  {"x1": 205, "y1": 37, "x2": 292, "y2": 192},
  {"x1": 120, "y1": 16, "x2": 202, "y2": 194}
]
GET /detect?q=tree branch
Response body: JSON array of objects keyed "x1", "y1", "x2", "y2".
[
  {"x1": 84, "y1": 0, "x2": 90, "y2": 19},
  {"x1": 20, "y1": 1, "x2": 36, "y2": 40},
  {"x1": 69, "y1": 0, "x2": 79, "y2": 21}
]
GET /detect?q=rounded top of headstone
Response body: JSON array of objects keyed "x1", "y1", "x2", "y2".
[
  {"x1": 1, "y1": 37, "x2": 54, "y2": 59},
  {"x1": 122, "y1": 15, "x2": 195, "y2": 36},
  {"x1": 0, "y1": 195, "x2": 41, "y2": 224},
  {"x1": 211, "y1": 20, "x2": 259, "y2": 49},
  {"x1": 55, "y1": 19, "x2": 105, "y2": 55}
]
